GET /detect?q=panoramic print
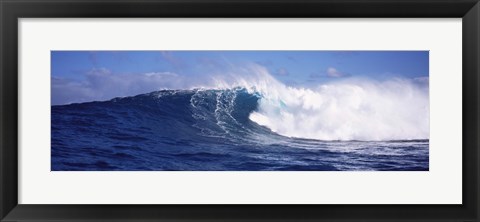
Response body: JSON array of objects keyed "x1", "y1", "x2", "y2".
[{"x1": 51, "y1": 51, "x2": 429, "y2": 171}]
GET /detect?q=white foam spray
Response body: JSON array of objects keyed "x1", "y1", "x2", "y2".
[{"x1": 211, "y1": 64, "x2": 429, "y2": 141}]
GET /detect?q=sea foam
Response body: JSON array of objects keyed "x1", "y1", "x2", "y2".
[{"x1": 212, "y1": 65, "x2": 429, "y2": 141}]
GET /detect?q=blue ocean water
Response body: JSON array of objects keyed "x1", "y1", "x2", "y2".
[{"x1": 51, "y1": 88, "x2": 429, "y2": 171}]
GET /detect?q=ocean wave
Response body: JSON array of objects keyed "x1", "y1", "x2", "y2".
[
  {"x1": 206, "y1": 65, "x2": 429, "y2": 141},
  {"x1": 55, "y1": 65, "x2": 429, "y2": 142}
]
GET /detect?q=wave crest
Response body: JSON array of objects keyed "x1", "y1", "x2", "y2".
[{"x1": 211, "y1": 65, "x2": 429, "y2": 141}]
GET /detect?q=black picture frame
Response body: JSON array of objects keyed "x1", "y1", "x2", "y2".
[{"x1": 1, "y1": 0, "x2": 479, "y2": 221}]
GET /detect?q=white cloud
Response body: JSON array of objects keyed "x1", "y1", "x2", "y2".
[
  {"x1": 326, "y1": 67, "x2": 345, "y2": 77},
  {"x1": 275, "y1": 68, "x2": 289, "y2": 76},
  {"x1": 51, "y1": 68, "x2": 208, "y2": 105},
  {"x1": 309, "y1": 67, "x2": 349, "y2": 80}
]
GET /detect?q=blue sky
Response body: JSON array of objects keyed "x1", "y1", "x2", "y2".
[{"x1": 51, "y1": 51, "x2": 428, "y2": 105}]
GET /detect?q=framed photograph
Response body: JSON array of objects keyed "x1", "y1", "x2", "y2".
[{"x1": 1, "y1": 0, "x2": 479, "y2": 221}]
